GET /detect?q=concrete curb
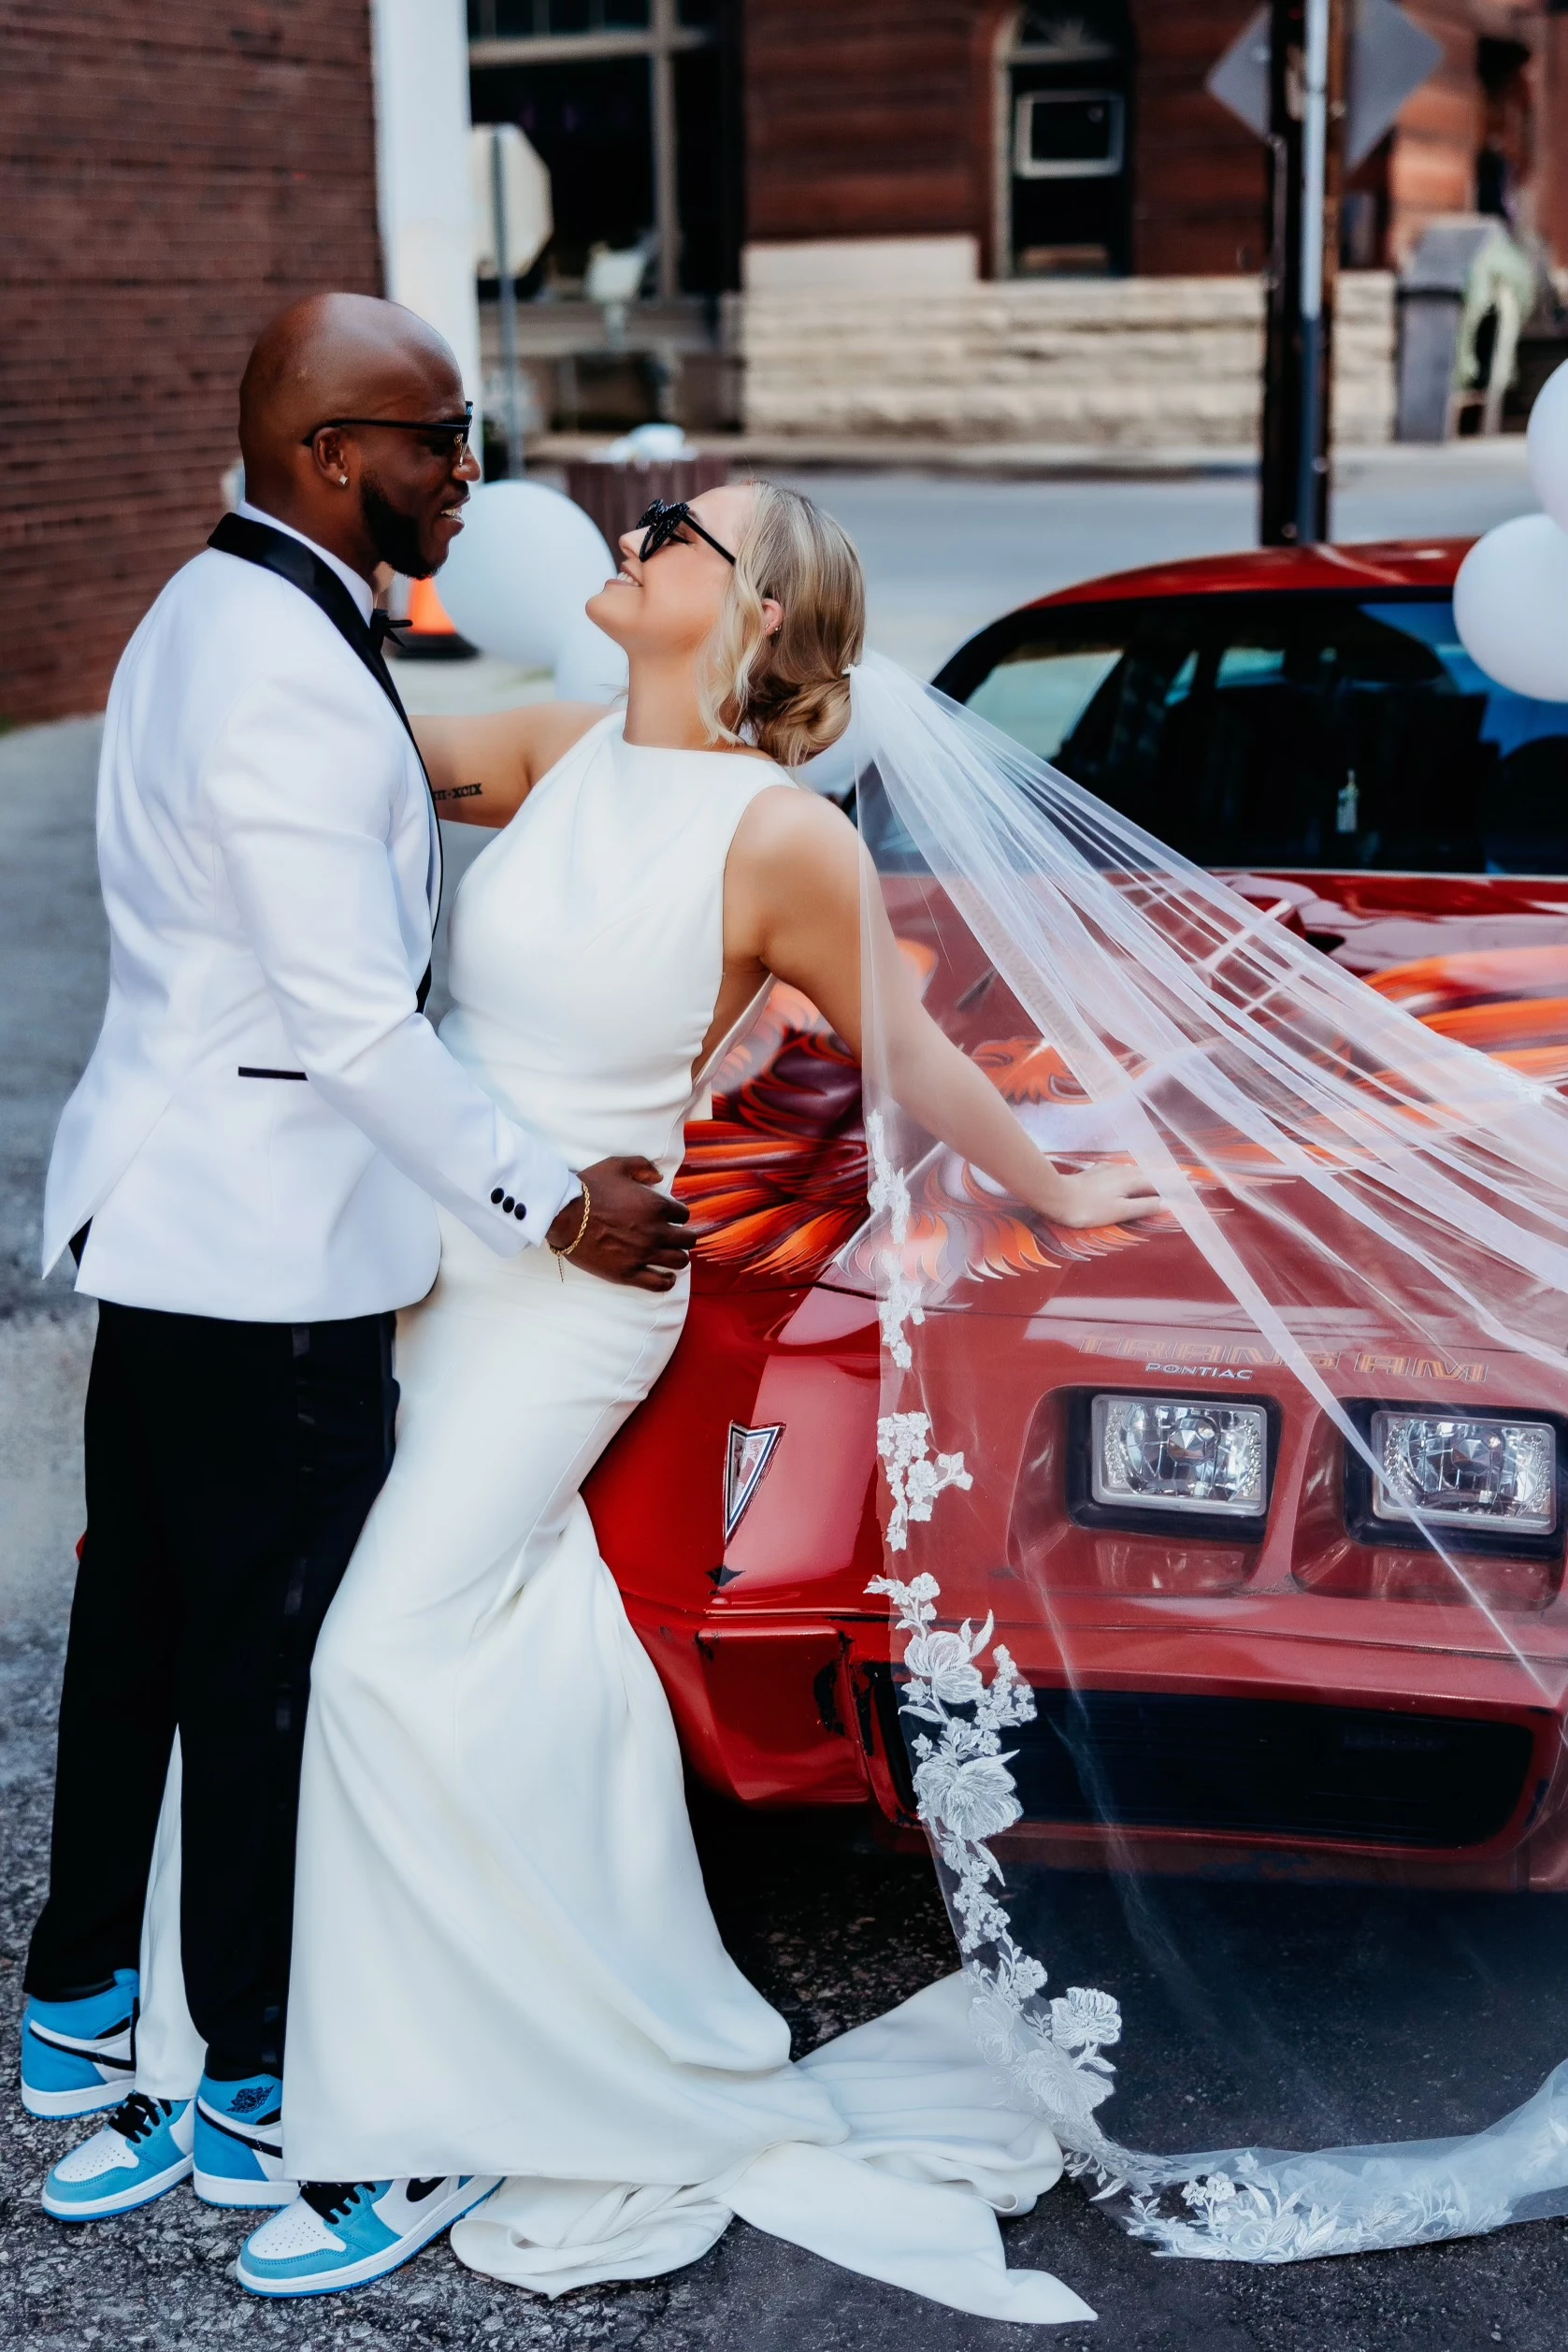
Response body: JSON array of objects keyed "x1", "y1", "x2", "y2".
[{"x1": 528, "y1": 433, "x2": 1533, "y2": 482}]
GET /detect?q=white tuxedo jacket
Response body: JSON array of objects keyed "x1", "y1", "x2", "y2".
[{"x1": 45, "y1": 520, "x2": 577, "y2": 1322}]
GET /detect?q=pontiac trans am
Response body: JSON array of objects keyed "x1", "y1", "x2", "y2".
[{"x1": 584, "y1": 538, "x2": 1568, "y2": 1888}]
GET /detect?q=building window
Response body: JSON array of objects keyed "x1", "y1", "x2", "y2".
[
  {"x1": 1013, "y1": 89, "x2": 1126, "y2": 181},
  {"x1": 997, "y1": 3, "x2": 1133, "y2": 277},
  {"x1": 468, "y1": 0, "x2": 737, "y2": 299}
]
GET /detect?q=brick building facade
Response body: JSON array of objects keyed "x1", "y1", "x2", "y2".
[
  {"x1": 9, "y1": 0, "x2": 1568, "y2": 715},
  {"x1": 0, "y1": 2, "x2": 382, "y2": 728},
  {"x1": 472, "y1": 1, "x2": 1568, "y2": 445},
  {"x1": 727, "y1": 0, "x2": 1568, "y2": 447},
  {"x1": 741, "y1": 2, "x2": 1272, "y2": 278},
  {"x1": 741, "y1": 0, "x2": 1565, "y2": 283}
]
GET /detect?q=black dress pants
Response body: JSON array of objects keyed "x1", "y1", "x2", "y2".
[{"x1": 25, "y1": 1301, "x2": 397, "y2": 2080}]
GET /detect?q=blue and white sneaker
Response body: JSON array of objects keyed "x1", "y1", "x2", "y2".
[
  {"x1": 22, "y1": 1970, "x2": 138, "y2": 2118},
  {"x1": 193, "y1": 2071, "x2": 293, "y2": 2210},
  {"x1": 236, "y1": 2175, "x2": 500, "y2": 2297},
  {"x1": 41, "y1": 2091, "x2": 194, "y2": 2219}
]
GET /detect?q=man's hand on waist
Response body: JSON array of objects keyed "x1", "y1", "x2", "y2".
[{"x1": 549, "y1": 1157, "x2": 693, "y2": 1291}]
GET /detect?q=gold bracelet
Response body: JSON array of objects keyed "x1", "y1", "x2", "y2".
[{"x1": 550, "y1": 1177, "x2": 592, "y2": 1264}]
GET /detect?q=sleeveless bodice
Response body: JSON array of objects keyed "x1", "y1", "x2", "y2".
[{"x1": 439, "y1": 714, "x2": 785, "y2": 1183}]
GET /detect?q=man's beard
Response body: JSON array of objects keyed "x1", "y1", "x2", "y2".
[{"x1": 361, "y1": 472, "x2": 432, "y2": 578}]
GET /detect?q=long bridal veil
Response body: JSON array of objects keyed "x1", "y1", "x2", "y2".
[{"x1": 843, "y1": 649, "x2": 1568, "y2": 2259}]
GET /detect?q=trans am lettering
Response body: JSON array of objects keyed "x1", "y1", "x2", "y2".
[
  {"x1": 1077, "y1": 1334, "x2": 1290, "y2": 1368},
  {"x1": 1071, "y1": 1332, "x2": 1487, "y2": 1384},
  {"x1": 1349, "y1": 1351, "x2": 1488, "y2": 1386}
]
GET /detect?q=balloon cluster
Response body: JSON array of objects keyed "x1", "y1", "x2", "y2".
[
  {"x1": 437, "y1": 480, "x2": 629, "y2": 701},
  {"x1": 1454, "y1": 362, "x2": 1568, "y2": 701}
]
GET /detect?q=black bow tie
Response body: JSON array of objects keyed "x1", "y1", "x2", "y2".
[{"x1": 368, "y1": 609, "x2": 405, "y2": 654}]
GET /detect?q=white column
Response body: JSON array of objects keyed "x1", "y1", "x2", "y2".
[{"x1": 369, "y1": 0, "x2": 482, "y2": 421}]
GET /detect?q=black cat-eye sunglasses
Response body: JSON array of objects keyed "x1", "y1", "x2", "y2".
[{"x1": 634, "y1": 498, "x2": 737, "y2": 566}]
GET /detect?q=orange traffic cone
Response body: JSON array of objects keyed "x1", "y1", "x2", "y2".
[{"x1": 397, "y1": 575, "x2": 475, "y2": 661}]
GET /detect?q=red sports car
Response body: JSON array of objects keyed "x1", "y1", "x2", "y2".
[{"x1": 585, "y1": 538, "x2": 1568, "y2": 1889}]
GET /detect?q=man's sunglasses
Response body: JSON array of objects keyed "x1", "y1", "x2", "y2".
[
  {"x1": 635, "y1": 499, "x2": 736, "y2": 566},
  {"x1": 302, "y1": 402, "x2": 474, "y2": 457}
]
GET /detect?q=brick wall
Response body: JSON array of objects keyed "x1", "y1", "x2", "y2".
[
  {"x1": 0, "y1": 2, "x2": 381, "y2": 727},
  {"x1": 1130, "y1": 1, "x2": 1268, "y2": 275},
  {"x1": 743, "y1": 0, "x2": 993, "y2": 251}
]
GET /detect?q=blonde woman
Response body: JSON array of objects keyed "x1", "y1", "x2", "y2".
[{"x1": 236, "y1": 483, "x2": 1153, "y2": 2316}]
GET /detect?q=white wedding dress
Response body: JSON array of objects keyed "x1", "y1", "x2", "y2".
[{"x1": 136, "y1": 714, "x2": 1090, "y2": 2324}]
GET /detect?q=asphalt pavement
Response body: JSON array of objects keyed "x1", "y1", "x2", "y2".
[
  {"x1": 774, "y1": 440, "x2": 1540, "y2": 678},
  {"x1": 3, "y1": 448, "x2": 1565, "y2": 2352}
]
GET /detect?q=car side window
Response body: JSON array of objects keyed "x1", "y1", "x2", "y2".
[
  {"x1": 965, "y1": 643, "x2": 1125, "y2": 762},
  {"x1": 942, "y1": 592, "x2": 1568, "y2": 874},
  {"x1": 1361, "y1": 602, "x2": 1568, "y2": 874},
  {"x1": 1059, "y1": 642, "x2": 1200, "y2": 808},
  {"x1": 1173, "y1": 607, "x2": 1484, "y2": 870}
]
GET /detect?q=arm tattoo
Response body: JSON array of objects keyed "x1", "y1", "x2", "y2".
[{"x1": 432, "y1": 782, "x2": 483, "y2": 802}]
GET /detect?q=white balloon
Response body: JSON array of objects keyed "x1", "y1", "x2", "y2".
[
  {"x1": 553, "y1": 607, "x2": 627, "y2": 702},
  {"x1": 1452, "y1": 512, "x2": 1568, "y2": 702},
  {"x1": 1527, "y1": 356, "x2": 1568, "y2": 534},
  {"x1": 438, "y1": 480, "x2": 613, "y2": 670}
]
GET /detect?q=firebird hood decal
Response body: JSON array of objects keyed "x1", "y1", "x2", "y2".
[
  {"x1": 678, "y1": 941, "x2": 1568, "y2": 1296},
  {"x1": 677, "y1": 983, "x2": 869, "y2": 1287}
]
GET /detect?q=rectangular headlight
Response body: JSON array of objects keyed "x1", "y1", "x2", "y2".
[
  {"x1": 1091, "y1": 1393, "x2": 1268, "y2": 1518},
  {"x1": 1371, "y1": 1412, "x2": 1557, "y2": 1537}
]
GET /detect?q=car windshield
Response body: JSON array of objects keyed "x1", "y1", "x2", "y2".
[{"x1": 935, "y1": 590, "x2": 1568, "y2": 873}]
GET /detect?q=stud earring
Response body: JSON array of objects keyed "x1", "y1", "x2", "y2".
[{"x1": 338, "y1": 474, "x2": 350, "y2": 487}]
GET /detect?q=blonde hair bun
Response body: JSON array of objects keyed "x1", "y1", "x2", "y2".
[{"x1": 698, "y1": 482, "x2": 866, "y2": 768}]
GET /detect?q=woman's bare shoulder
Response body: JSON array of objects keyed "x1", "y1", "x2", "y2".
[
  {"x1": 733, "y1": 780, "x2": 859, "y2": 867},
  {"x1": 726, "y1": 786, "x2": 862, "y2": 957}
]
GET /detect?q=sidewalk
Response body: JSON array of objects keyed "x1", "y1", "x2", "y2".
[{"x1": 530, "y1": 430, "x2": 1534, "y2": 483}]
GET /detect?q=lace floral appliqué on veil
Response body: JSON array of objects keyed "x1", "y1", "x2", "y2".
[
  {"x1": 868, "y1": 1569, "x2": 1126, "y2": 2151},
  {"x1": 847, "y1": 641, "x2": 1568, "y2": 2270},
  {"x1": 870, "y1": 1562, "x2": 1568, "y2": 2260}
]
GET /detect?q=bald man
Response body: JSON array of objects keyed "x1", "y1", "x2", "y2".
[{"x1": 24, "y1": 295, "x2": 688, "y2": 2223}]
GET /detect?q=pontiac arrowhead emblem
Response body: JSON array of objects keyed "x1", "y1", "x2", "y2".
[{"x1": 724, "y1": 1422, "x2": 784, "y2": 1541}]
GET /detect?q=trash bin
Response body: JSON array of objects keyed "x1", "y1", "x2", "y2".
[
  {"x1": 1396, "y1": 217, "x2": 1535, "y2": 441},
  {"x1": 566, "y1": 455, "x2": 736, "y2": 556}
]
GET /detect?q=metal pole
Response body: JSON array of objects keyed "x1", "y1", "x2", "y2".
[
  {"x1": 1296, "y1": 0, "x2": 1331, "y2": 533},
  {"x1": 1259, "y1": 0, "x2": 1345, "y2": 544},
  {"x1": 491, "y1": 128, "x2": 525, "y2": 476},
  {"x1": 1260, "y1": 0, "x2": 1304, "y2": 543}
]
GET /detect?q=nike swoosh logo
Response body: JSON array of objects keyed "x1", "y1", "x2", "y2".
[
  {"x1": 195, "y1": 2099, "x2": 283, "y2": 2151},
  {"x1": 28, "y1": 2021, "x2": 134, "y2": 2064}
]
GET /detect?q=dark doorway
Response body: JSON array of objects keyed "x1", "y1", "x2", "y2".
[{"x1": 1003, "y1": 1, "x2": 1133, "y2": 277}]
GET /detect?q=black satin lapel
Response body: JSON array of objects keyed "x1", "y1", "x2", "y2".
[
  {"x1": 207, "y1": 513, "x2": 443, "y2": 943},
  {"x1": 208, "y1": 513, "x2": 410, "y2": 734}
]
